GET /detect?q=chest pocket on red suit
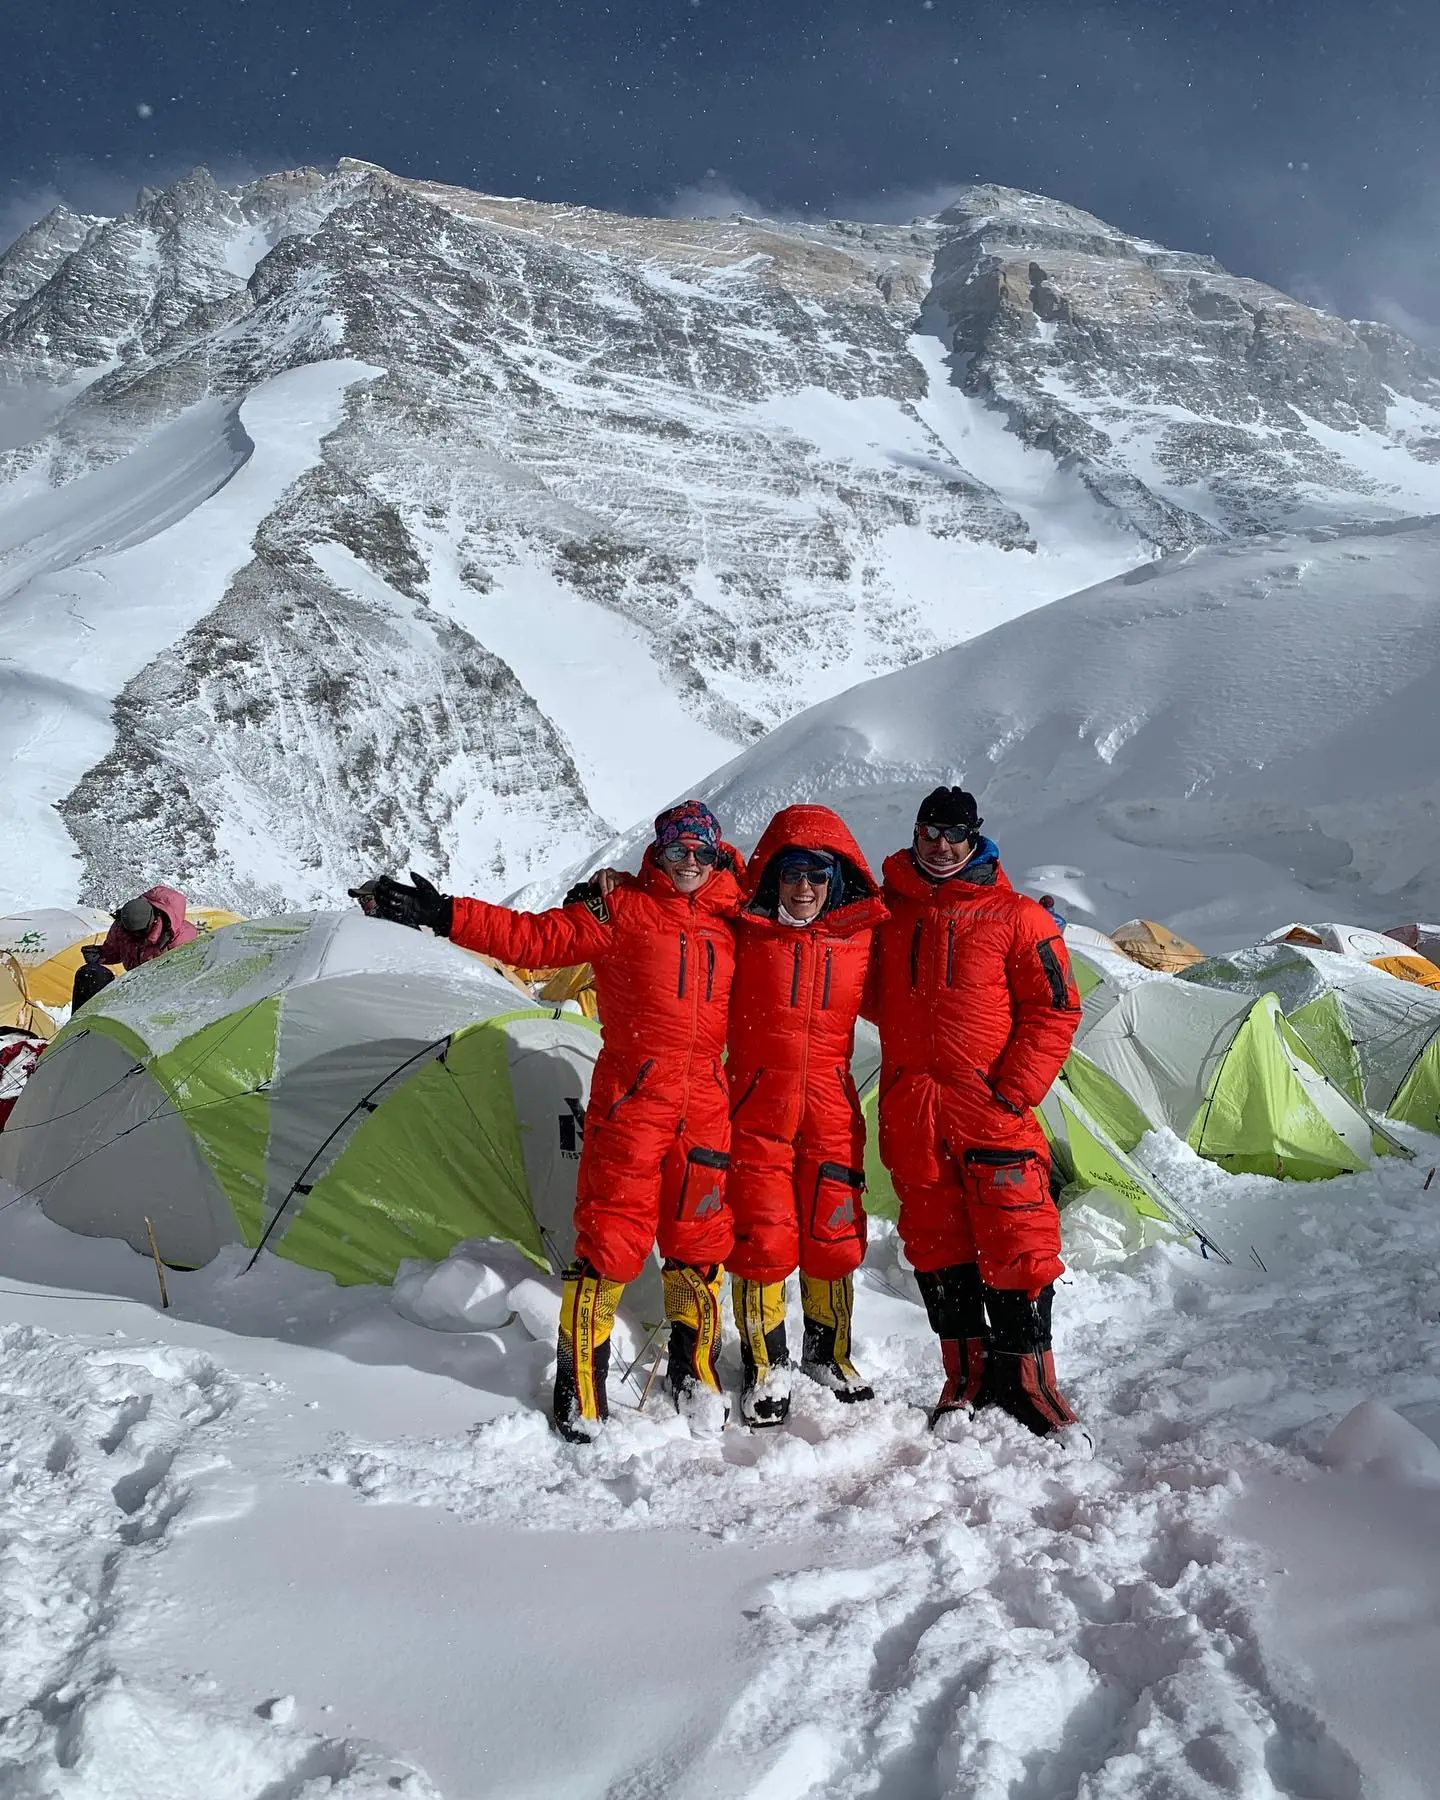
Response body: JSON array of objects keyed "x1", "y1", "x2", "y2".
[
  {"x1": 810, "y1": 1161, "x2": 865, "y2": 1245},
  {"x1": 675, "y1": 1145, "x2": 730, "y2": 1222}
]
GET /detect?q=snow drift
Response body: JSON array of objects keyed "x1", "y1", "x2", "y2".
[{"x1": 555, "y1": 516, "x2": 1440, "y2": 948}]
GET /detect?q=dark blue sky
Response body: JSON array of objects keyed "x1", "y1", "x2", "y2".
[{"x1": 3, "y1": 0, "x2": 1437, "y2": 334}]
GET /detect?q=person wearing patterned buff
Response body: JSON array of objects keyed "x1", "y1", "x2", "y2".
[{"x1": 361, "y1": 801, "x2": 745, "y2": 1442}]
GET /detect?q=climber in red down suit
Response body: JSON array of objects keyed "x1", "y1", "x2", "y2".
[
  {"x1": 866, "y1": 786, "x2": 1086, "y2": 1441},
  {"x1": 724, "y1": 804, "x2": 888, "y2": 1427},
  {"x1": 365, "y1": 801, "x2": 744, "y2": 1443}
]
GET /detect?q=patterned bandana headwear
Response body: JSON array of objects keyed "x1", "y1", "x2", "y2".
[{"x1": 653, "y1": 799, "x2": 722, "y2": 854}]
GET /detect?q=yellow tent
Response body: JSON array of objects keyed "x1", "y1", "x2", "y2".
[
  {"x1": 0, "y1": 905, "x2": 245, "y2": 1017},
  {"x1": 1110, "y1": 919, "x2": 1206, "y2": 974},
  {"x1": 536, "y1": 963, "x2": 600, "y2": 1020},
  {"x1": 0, "y1": 954, "x2": 56, "y2": 1039},
  {"x1": 0, "y1": 908, "x2": 113, "y2": 1011},
  {"x1": 191, "y1": 907, "x2": 245, "y2": 935},
  {"x1": 1368, "y1": 954, "x2": 1440, "y2": 992}
]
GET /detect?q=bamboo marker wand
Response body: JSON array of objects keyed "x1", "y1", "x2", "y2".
[{"x1": 143, "y1": 1216, "x2": 170, "y2": 1309}]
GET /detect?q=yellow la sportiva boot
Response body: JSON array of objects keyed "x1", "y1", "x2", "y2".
[
  {"x1": 799, "y1": 1272, "x2": 874, "y2": 1403},
  {"x1": 663, "y1": 1260, "x2": 729, "y2": 1431},
  {"x1": 732, "y1": 1276, "x2": 792, "y2": 1428},
  {"x1": 554, "y1": 1260, "x2": 625, "y2": 1443}
]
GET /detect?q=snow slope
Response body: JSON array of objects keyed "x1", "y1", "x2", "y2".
[
  {"x1": 544, "y1": 515, "x2": 1440, "y2": 947},
  {"x1": 0, "y1": 361, "x2": 377, "y2": 913},
  {"x1": 5, "y1": 1132, "x2": 1440, "y2": 1796}
]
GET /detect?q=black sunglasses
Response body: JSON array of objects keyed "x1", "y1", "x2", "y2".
[
  {"x1": 777, "y1": 860, "x2": 833, "y2": 884},
  {"x1": 918, "y1": 824, "x2": 972, "y2": 845}
]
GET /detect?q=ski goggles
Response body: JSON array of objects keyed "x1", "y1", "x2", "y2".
[
  {"x1": 775, "y1": 854, "x2": 835, "y2": 884},
  {"x1": 658, "y1": 840, "x2": 719, "y2": 867},
  {"x1": 918, "y1": 823, "x2": 973, "y2": 845}
]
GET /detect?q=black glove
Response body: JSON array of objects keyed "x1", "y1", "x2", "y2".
[
  {"x1": 562, "y1": 879, "x2": 610, "y2": 923},
  {"x1": 367, "y1": 872, "x2": 454, "y2": 937}
]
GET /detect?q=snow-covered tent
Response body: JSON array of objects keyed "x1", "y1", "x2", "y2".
[
  {"x1": 0, "y1": 907, "x2": 112, "y2": 1012},
  {"x1": 1063, "y1": 922, "x2": 1124, "y2": 958},
  {"x1": 0, "y1": 913, "x2": 603, "y2": 1288},
  {"x1": 1386, "y1": 923, "x2": 1440, "y2": 966},
  {"x1": 1056, "y1": 971, "x2": 1407, "y2": 1181},
  {"x1": 1265, "y1": 922, "x2": 1440, "y2": 991},
  {"x1": 1181, "y1": 943, "x2": 1440, "y2": 1137}
]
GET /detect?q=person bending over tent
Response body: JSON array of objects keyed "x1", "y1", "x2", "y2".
[
  {"x1": 865, "y1": 787, "x2": 1086, "y2": 1442},
  {"x1": 364, "y1": 801, "x2": 744, "y2": 1443},
  {"x1": 73, "y1": 887, "x2": 199, "y2": 1009},
  {"x1": 724, "y1": 806, "x2": 888, "y2": 1426},
  {"x1": 97, "y1": 887, "x2": 198, "y2": 973}
]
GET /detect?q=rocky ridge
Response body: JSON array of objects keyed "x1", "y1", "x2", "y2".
[{"x1": 0, "y1": 163, "x2": 1437, "y2": 909}]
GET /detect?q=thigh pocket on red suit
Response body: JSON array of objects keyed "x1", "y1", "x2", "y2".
[
  {"x1": 809, "y1": 1161, "x2": 865, "y2": 1244},
  {"x1": 963, "y1": 1149, "x2": 1048, "y2": 1202},
  {"x1": 962, "y1": 1149, "x2": 1054, "y2": 1243},
  {"x1": 675, "y1": 1146, "x2": 730, "y2": 1223}
]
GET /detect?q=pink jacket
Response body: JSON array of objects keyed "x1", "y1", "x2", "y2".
[{"x1": 99, "y1": 885, "x2": 199, "y2": 971}]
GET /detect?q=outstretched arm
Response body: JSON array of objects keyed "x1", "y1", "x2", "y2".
[
  {"x1": 364, "y1": 871, "x2": 614, "y2": 969},
  {"x1": 450, "y1": 893, "x2": 612, "y2": 970},
  {"x1": 989, "y1": 910, "x2": 1083, "y2": 1110}
]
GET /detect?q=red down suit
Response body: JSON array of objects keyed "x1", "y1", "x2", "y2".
[
  {"x1": 450, "y1": 852, "x2": 743, "y2": 1284},
  {"x1": 867, "y1": 838, "x2": 1081, "y2": 1294},
  {"x1": 727, "y1": 806, "x2": 888, "y2": 1284}
]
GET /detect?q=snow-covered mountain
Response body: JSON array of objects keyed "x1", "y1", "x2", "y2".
[
  {"x1": 2, "y1": 160, "x2": 1438, "y2": 913},
  {"x1": 556, "y1": 516, "x2": 1440, "y2": 947}
]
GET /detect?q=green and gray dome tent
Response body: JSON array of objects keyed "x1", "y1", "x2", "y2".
[
  {"x1": 1053, "y1": 967, "x2": 1409, "y2": 1182},
  {"x1": 852, "y1": 961, "x2": 1198, "y2": 1241},
  {"x1": 1180, "y1": 943, "x2": 1440, "y2": 1136},
  {"x1": 852, "y1": 939, "x2": 1407, "y2": 1263},
  {"x1": 0, "y1": 912, "x2": 602, "y2": 1286},
  {"x1": 852, "y1": 1021, "x2": 897, "y2": 1223}
]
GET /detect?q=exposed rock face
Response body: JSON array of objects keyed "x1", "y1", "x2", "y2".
[
  {"x1": 929, "y1": 184, "x2": 1440, "y2": 546},
  {"x1": 1, "y1": 163, "x2": 1437, "y2": 908}
]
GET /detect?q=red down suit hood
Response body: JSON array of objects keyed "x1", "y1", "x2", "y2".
[{"x1": 725, "y1": 806, "x2": 889, "y2": 1283}]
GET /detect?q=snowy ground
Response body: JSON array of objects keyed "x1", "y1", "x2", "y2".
[{"x1": 4, "y1": 1131, "x2": 1440, "y2": 1798}]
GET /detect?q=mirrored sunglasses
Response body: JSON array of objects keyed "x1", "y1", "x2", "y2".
[
  {"x1": 776, "y1": 858, "x2": 833, "y2": 884},
  {"x1": 918, "y1": 823, "x2": 971, "y2": 845},
  {"x1": 659, "y1": 840, "x2": 719, "y2": 866}
]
